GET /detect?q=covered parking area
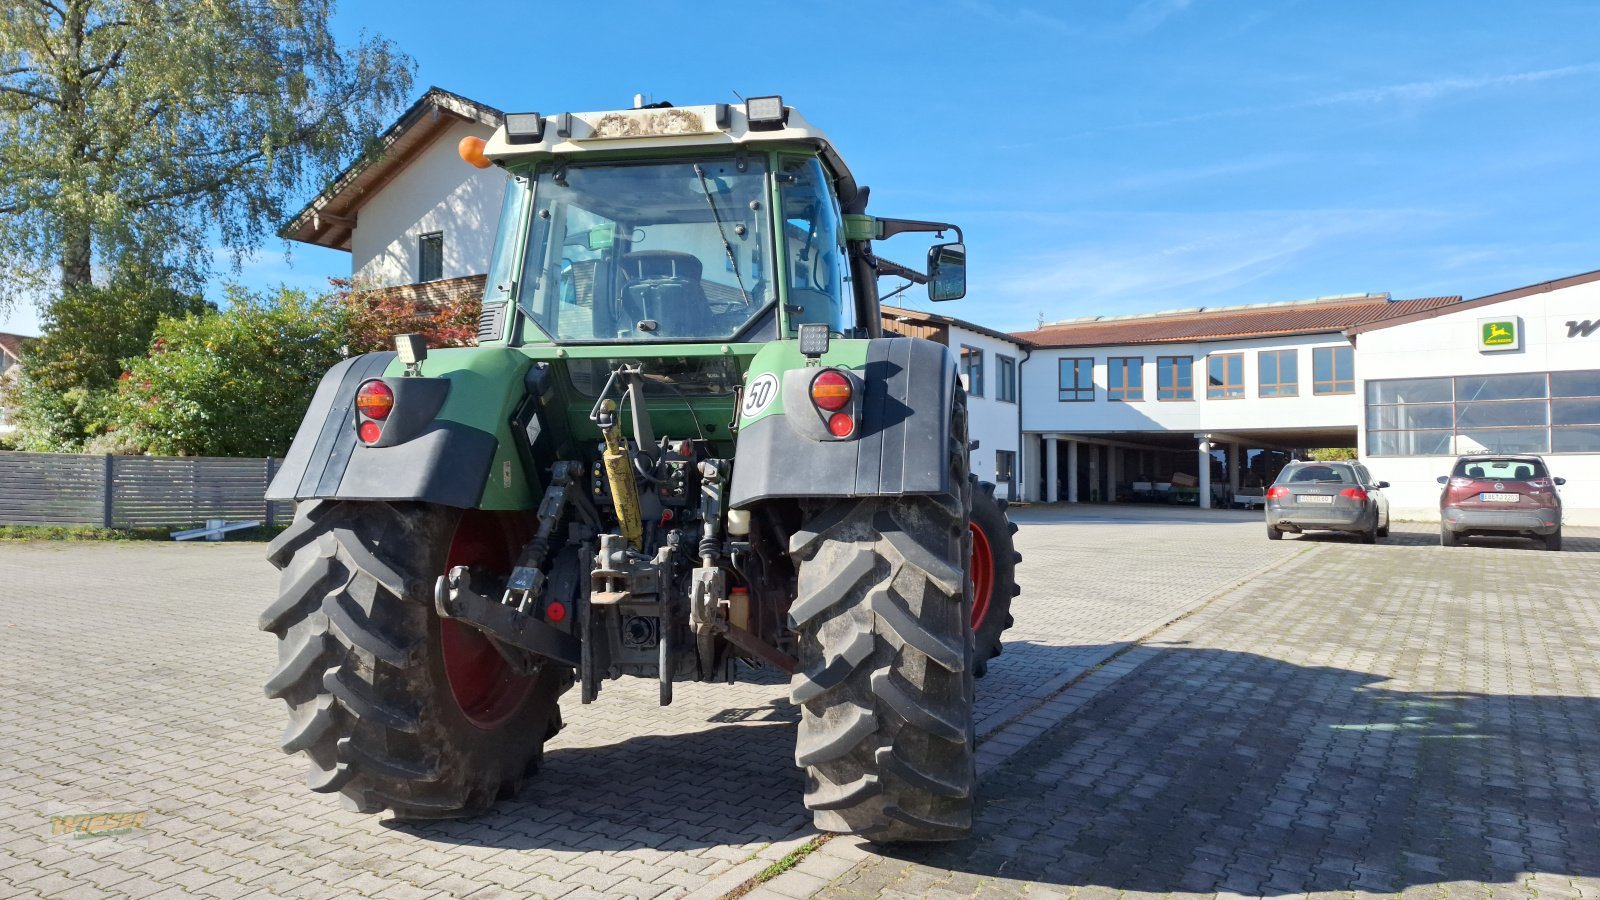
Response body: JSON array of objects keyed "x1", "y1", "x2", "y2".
[{"x1": 1031, "y1": 426, "x2": 1356, "y2": 509}]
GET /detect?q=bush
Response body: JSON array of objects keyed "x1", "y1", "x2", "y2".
[
  {"x1": 107, "y1": 286, "x2": 348, "y2": 457},
  {"x1": 4, "y1": 266, "x2": 210, "y2": 451}
]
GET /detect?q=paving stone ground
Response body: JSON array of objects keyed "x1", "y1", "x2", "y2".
[
  {"x1": 3, "y1": 509, "x2": 1587, "y2": 890},
  {"x1": 810, "y1": 519, "x2": 1600, "y2": 900},
  {"x1": 0, "y1": 504, "x2": 1286, "y2": 899}
]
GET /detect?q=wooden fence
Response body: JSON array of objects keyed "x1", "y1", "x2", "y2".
[{"x1": 0, "y1": 452, "x2": 294, "y2": 528}]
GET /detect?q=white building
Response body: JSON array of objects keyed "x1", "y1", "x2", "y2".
[
  {"x1": 1349, "y1": 269, "x2": 1600, "y2": 524},
  {"x1": 1010, "y1": 294, "x2": 1460, "y2": 509},
  {"x1": 283, "y1": 87, "x2": 505, "y2": 307},
  {"x1": 881, "y1": 306, "x2": 1026, "y2": 499}
]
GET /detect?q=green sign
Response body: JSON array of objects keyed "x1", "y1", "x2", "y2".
[{"x1": 1477, "y1": 317, "x2": 1521, "y2": 352}]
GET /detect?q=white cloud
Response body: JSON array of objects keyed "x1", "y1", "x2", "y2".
[
  {"x1": 970, "y1": 207, "x2": 1454, "y2": 328},
  {"x1": 1073, "y1": 62, "x2": 1600, "y2": 138},
  {"x1": 1313, "y1": 63, "x2": 1600, "y2": 107}
]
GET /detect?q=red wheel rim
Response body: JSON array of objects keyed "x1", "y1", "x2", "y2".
[
  {"x1": 440, "y1": 511, "x2": 534, "y2": 730},
  {"x1": 969, "y1": 521, "x2": 993, "y2": 631}
]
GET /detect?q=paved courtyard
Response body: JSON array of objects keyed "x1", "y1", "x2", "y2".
[{"x1": 0, "y1": 506, "x2": 1596, "y2": 899}]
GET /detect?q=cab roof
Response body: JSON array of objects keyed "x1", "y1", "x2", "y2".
[{"x1": 480, "y1": 102, "x2": 858, "y2": 202}]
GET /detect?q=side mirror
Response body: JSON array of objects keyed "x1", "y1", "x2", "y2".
[
  {"x1": 1377, "y1": 481, "x2": 1390, "y2": 489},
  {"x1": 1436, "y1": 476, "x2": 1448, "y2": 485},
  {"x1": 1554, "y1": 476, "x2": 1566, "y2": 486},
  {"x1": 927, "y1": 242, "x2": 966, "y2": 302}
]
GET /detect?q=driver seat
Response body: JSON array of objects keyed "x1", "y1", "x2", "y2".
[{"x1": 619, "y1": 251, "x2": 711, "y2": 337}]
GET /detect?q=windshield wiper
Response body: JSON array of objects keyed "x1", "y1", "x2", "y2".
[{"x1": 692, "y1": 163, "x2": 751, "y2": 306}]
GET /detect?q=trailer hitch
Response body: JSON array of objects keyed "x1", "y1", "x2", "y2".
[{"x1": 435, "y1": 568, "x2": 582, "y2": 668}]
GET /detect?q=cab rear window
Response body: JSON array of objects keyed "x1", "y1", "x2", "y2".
[{"x1": 1452, "y1": 458, "x2": 1548, "y2": 480}]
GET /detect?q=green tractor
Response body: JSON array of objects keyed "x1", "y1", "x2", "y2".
[{"x1": 262, "y1": 96, "x2": 1019, "y2": 842}]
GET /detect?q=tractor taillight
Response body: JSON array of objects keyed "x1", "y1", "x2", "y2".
[
  {"x1": 810, "y1": 370, "x2": 852, "y2": 412},
  {"x1": 358, "y1": 421, "x2": 383, "y2": 444},
  {"x1": 827, "y1": 412, "x2": 854, "y2": 437},
  {"x1": 356, "y1": 380, "x2": 394, "y2": 420},
  {"x1": 545, "y1": 600, "x2": 567, "y2": 623}
]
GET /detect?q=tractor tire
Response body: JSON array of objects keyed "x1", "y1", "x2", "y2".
[
  {"x1": 261, "y1": 500, "x2": 569, "y2": 819},
  {"x1": 969, "y1": 479, "x2": 1019, "y2": 678},
  {"x1": 788, "y1": 490, "x2": 975, "y2": 842}
]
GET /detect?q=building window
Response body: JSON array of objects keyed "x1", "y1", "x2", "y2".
[
  {"x1": 1258, "y1": 349, "x2": 1298, "y2": 398},
  {"x1": 996, "y1": 354, "x2": 1017, "y2": 403},
  {"x1": 1157, "y1": 356, "x2": 1192, "y2": 401},
  {"x1": 1059, "y1": 357, "x2": 1094, "y2": 402},
  {"x1": 996, "y1": 450, "x2": 1016, "y2": 492},
  {"x1": 418, "y1": 232, "x2": 444, "y2": 282},
  {"x1": 960, "y1": 345, "x2": 984, "y2": 398},
  {"x1": 1206, "y1": 353, "x2": 1244, "y2": 399},
  {"x1": 1107, "y1": 357, "x2": 1144, "y2": 401},
  {"x1": 1366, "y1": 369, "x2": 1600, "y2": 456},
  {"x1": 1313, "y1": 345, "x2": 1354, "y2": 395}
]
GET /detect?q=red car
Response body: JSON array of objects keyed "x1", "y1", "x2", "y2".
[{"x1": 1437, "y1": 454, "x2": 1565, "y2": 550}]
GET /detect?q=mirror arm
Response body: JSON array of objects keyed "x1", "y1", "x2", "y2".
[
  {"x1": 874, "y1": 256, "x2": 931, "y2": 285},
  {"x1": 873, "y1": 217, "x2": 963, "y2": 243}
]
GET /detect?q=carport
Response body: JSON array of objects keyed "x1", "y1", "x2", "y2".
[{"x1": 1035, "y1": 426, "x2": 1356, "y2": 508}]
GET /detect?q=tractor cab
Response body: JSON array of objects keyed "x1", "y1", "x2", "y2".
[{"x1": 464, "y1": 98, "x2": 963, "y2": 348}]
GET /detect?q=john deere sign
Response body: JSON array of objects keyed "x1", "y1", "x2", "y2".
[{"x1": 1478, "y1": 316, "x2": 1522, "y2": 352}]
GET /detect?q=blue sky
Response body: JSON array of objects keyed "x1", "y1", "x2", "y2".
[{"x1": 6, "y1": 1, "x2": 1599, "y2": 336}]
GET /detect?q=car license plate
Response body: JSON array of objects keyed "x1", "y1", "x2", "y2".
[
  {"x1": 1480, "y1": 492, "x2": 1519, "y2": 503},
  {"x1": 1297, "y1": 494, "x2": 1333, "y2": 504}
]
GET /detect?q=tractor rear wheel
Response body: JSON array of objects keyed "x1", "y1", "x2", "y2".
[
  {"x1": 969, "y1": 479, "x2": 1018, "y2": 678},
  {"x1": 788, "y1": 490, "x2": 975, "y2": 842},
  {"x1": 261, "y1": 500, "x2": 569, "y2": 818}
]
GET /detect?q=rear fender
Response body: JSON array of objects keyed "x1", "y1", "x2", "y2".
[
  {"x1": 265, "y1": 348, "x2": 538, "y2": 510},
  {"x1": 728, "y1": 336, "x2": 958, "y2": 508}
]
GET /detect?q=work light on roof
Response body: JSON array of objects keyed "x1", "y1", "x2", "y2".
[
  {"x1": 504, "y1": 112, "x2": 544, "y2": 144},
  {"x1": 745, "y1": 95, "x2": 786, "y2": 130}
]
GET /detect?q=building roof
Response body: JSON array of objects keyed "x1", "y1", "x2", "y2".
[
  {"x1": 282, "y1": 87, "x2": 503, "y2": 252},
  {"x1": 1344, "y1": 267, "x2": 1600, "y2": 335},
  {"x1": 880, "y1": 304, "x2": 1031, "y2": 347},
  {"x1": 0, "y1": 332, "x2": 29, "y2": 360},
  {"x1": 1011, "y1": 293, "x2": 1461, "y2": 349}
]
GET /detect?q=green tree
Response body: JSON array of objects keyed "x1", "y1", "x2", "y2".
[
  {"x1": 107, "y1": 285, "x2": 347, "y2": 457},
  {"x1": 3, "y1": 264, "x2": 210, "y2": 450},
  {"x1": 0, "y1": 0, "x2": 413, "y2": 308},
  {"x1": 1306, "y1": 447, "x2": 1357, "y2": 462}
]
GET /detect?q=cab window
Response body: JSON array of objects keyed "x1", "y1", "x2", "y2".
[{"x1": 778, "y1": 157, "x2": 852, "y2": 334}]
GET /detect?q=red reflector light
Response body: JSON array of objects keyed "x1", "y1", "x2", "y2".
[
  {"x1": 1266, "y1": 486, "x2": 1290, "y2": 500},
  {"x1": 1339, "y1": 487, "x2": 1368, "y2": 501},
  {"x1": 356, "y1": 380, "x2": 394, "y2": 420},
  {"x1": 545, "y1": 601, "x2": 567, "y2": 623},
  {"x1": 827, "y1": 412, "x2": 854, "y2": 437},
  {"x1": 358, "y1": 421, "x2": 383, "y2": 444},
  {"x1": 810, "y1": 370, "x2": 852, "y2": 412}
]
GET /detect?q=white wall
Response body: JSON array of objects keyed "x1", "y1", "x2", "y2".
[
  {"x1": 351, "y1": 120, "x2": 507, "y2": 288},
  {"x1": 1020, "y1": 333, "x2": 1359, "y2": 436},
  {"x1": 1356, "y1": 279, "x2": 1600, "y2": 525},
  {"x1": 951, "y1": 325, "x2": 1022, "y2": 499}
]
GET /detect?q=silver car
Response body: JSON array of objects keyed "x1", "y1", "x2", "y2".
[{"x1": 1266, "y1": 461, "x2": 1391, "y2": 543}]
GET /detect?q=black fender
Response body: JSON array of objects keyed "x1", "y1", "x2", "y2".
[
  {"x1": 728, "y1": 337, "x2": 958, "y2": 508},
  {"x1": 265, "y1": 353, "x2": 499, "y2": 509}
]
